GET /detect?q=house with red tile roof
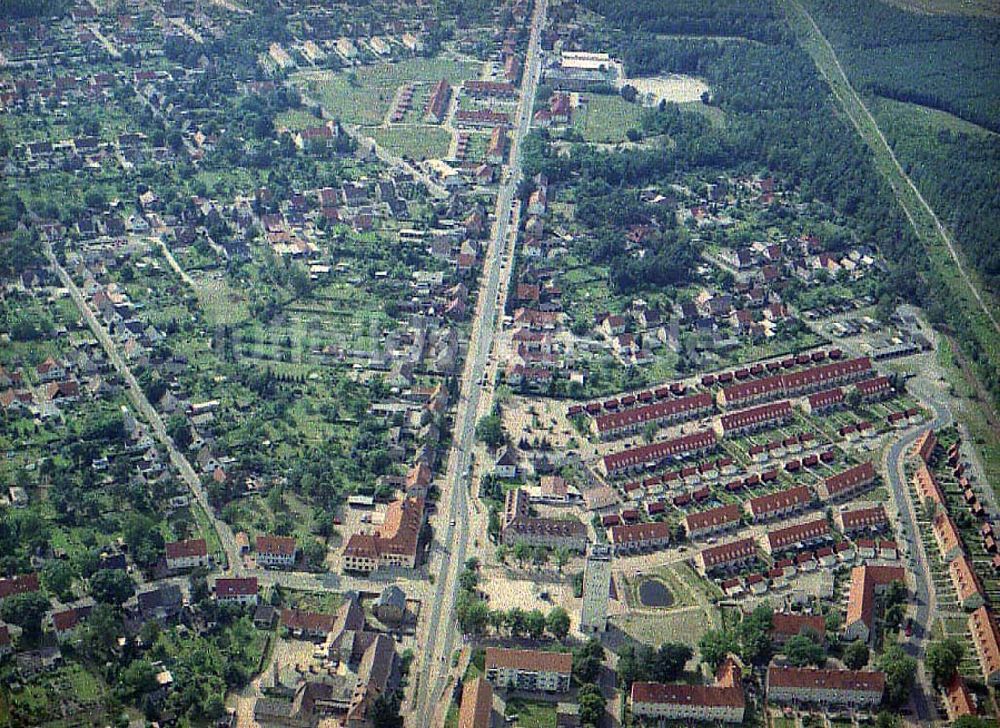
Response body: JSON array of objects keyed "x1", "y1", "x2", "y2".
[
  {"x1": 913, "y1": 428, "x2": 937, "y2": 463},
  {"x1": 684, "y1": 504, "x2": 742, "y2": 540},
  {"x1": 714, "y1": 401, "x2": 792, "y2": 438},
  {"x1": 256, "y1": 535, "x2": 298, "y2": 569},
  {"x1": 836, "y1": 505, "x2": 888, "y2": 535},
  {"x1": 591, "y1": 393, "x2": 713, "y2": 439},
  {"x1": 950, "y1": 554, "x2": 986, "y2": 611},
  {"x1": 696, "y1": 538, "x2": 757, "y2": 575},
  {"x1": 970, "y1": 606, "x2": 1000, "y2": 685},
  {"x1": 932, "y1": 511, "x2": 964, "y2": 563},
  {"x1": 458, "y1": 676, "x2": 498, "y2": 728},
  {"x1": 165, "y1": 538, "x2": 208, "y2": 571},
  {"x1": 943, "y1": 673, "x2": 975, "y2": 721},
  {"x1": 484, "y1": 647, "x2": 572, "y2": 693},
  {"x1": 770, "y1": 612, "x2": 825, "y2": 646},
  {"x1": 343, "y1": 496, "x2": 425, "y2": 573},
  {"x1": 913, "y1": 464, "x2": 945, "y2": 508},
  {"x1": 766, "y1": 666, "x2": 884, "y2": 708},
  {"x1": 630, "y1": 656, "x2": 744, "y2": 724},
  {"x1": 609, "y1": 521, "x2": 671, "y2": 554},
  {"x1": 844, "y1": 565, "x2": 906, "y2": 643},
  {"x1": 214, "y1": 577, "x2": 258, "y2": 605},
  {"x1": 817, "y1": 462, "x2": 876, "y2": 501},
  {"x1": 745, "y1": 485, "x2": 812, "y2": 522},
  {"x1": 600, "y1": 430, "x2": 717, "y2": 476},
  {"x1": 0, "y1": 573, "x2": 40, "y2": 602},
  {"x1": 763, "y1": 517, "x2": 830, "y2": 555}
]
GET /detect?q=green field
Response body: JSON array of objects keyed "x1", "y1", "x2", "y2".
[
  {"x1": 505, "y1": 699, "x2": 557, "y2": 728},
  {"x1": 372, "y1": 125, "x2": 451, "y2": 160},
  {"x1": 294, "y1": 59, "x2": 481, "y2": 126},
  {"x1": 572, "y1": 93, "x2": 646, "y2": 143}
]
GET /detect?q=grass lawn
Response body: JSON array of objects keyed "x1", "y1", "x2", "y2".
[
  {"x1": 276, "y1": 108, "x2": 326, "y2": 131},
  {"x1": 294, "y1": 59, "x2": 480, "y2": 126},
  {"x1": 612, "y1": 605, "x2": 718, "y2": 651},
  {"x1": 190, "y1": 272, "x2": 250, "y2": 326},
  {"x1": 371, "y1": 125, "x2": 451, "y2": 160},
  {"x1": 680, "y1": 99, "x2": 726, "y2": 127},
  {"x1": 505, "y1": 698, "x2": 557, "y2": 728},
  {"x1": 572, "y1": 93, "x2": 645, "y2": 143}
]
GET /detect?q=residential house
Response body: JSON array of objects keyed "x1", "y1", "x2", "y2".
[{"x1": 485, "y1": 648, "x2": 572, "y2": 693}]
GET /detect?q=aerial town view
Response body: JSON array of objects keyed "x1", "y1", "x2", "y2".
[{"x1": 1, "y1": 0, "x2": 998, "y2": 726}]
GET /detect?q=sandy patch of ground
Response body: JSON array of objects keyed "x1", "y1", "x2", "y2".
[{"x1": 624, "y1": 75, "x2": 710, "y2": 106}]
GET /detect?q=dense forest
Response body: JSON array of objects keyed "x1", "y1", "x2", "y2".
[
  {"x1": 582, "y1": 0, "x2": 787, "y2": 44},
  {"x1": 802, "y1": 0, "x2": 1000, "y2": 133}
]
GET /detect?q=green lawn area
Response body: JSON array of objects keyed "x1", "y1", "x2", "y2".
[
  {"x1": 505, "y1": 698, "x2": 557, "y2": 728},
  {"x1": 371, "y1": 125, "x2": 451, "y2": 160},
  {"x1": 190, "y1": 272, "x2": 250, "y2": 326},
  {"x1": 293, "y1": 59, "x2": 480, "y2": 126},
  {"x1": 276, "y1": 108, "x2": 327, "y2": 131},
  {"x1": 680, "y1": 99, "x2": 726, "y2": 127},
  {"x1": 572, "y1": 93, "x2": 645, "y2": 143}
]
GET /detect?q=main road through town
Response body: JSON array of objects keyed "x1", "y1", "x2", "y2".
[{"x1": 410, "y1": 0, "x2": 547, "y2": 725}]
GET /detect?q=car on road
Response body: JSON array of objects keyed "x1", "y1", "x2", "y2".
[{"x1": 449, "y1": 519, "x2": 456, "y2": 527}]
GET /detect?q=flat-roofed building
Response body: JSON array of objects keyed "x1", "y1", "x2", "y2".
[{"x1": 580, "y1": 544, "x2": 613, "y2": 633}]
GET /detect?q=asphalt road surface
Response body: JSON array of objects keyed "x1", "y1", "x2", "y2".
[{"x1": 411, "y1": 1, "x2": 548, "y2": 725}]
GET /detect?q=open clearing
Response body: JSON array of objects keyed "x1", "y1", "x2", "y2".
[
  {"x1": 572, "y1": 94, "x2": 645, "y2": 143},
  {"x1": 371, "y1": 125, "x2": 452, "y2": 160},
  {"x1": 624, "y1": 74, "x2": 710, "y2": 105}
]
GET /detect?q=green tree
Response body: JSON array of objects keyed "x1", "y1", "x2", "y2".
[
  {"x1": 89, "y1": 569, "x2": 135, "y2": 606},
  {"x1": 784, "y1": 633, "x2": 826, "y2": 667},
  {"x1": 698, "y1": 629, "x2": 739, "y2": 672},
  {"x1": 737, "y1": 605, "x2": 774, "y2": 666},
  {"x1": 652, "y1": 642, "x2": 693, "y2": 682},
  {"x1": 118, "y1": 659, "x2": 158, "y2": 699},
  {"x1": 843, "y1": 640, "x2": 870, "y2": 670},
  {"x1": 300, "y1": 539, "x2": 327, "y2": 569},
  {"x1": 166, "y1": 413, "x2": 193, "y2": 449},
  {"x1": 475, "y1": 414, "x2": 504, "y2": 448},
  {"x1": 926, "y1": 637, "x2": 964, "y2": 688},
  {"x1": 41, "y1": 560, "x2": 75, "y2": 601},
  {"x1": 877, "y1": 645, "x2": 917, "y2": 708},
  {"x1": 525, "y1": 609, "x2": 547, "y2": 640},
  {"x1": 553, "y1": 547, "x2": 570, "y2": 573},
  {"x1": 506, "y1": 607, "x2": 526, "y2": 637},
  {"x1": 370, "y1": 692, "x2": 403, "y2": 728},
  {"x1": 574, "y1": 638, "x2": 604, "y2": 683},
  {"x1": 547, "y1": 607, "x2": 570, "y2": 640},
  {"x1": 1, "y1": 591, "x2": 50, "y2": 638},
  {"x1": 578, "y1": 683, "x2": 606, "y2": 727}
]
